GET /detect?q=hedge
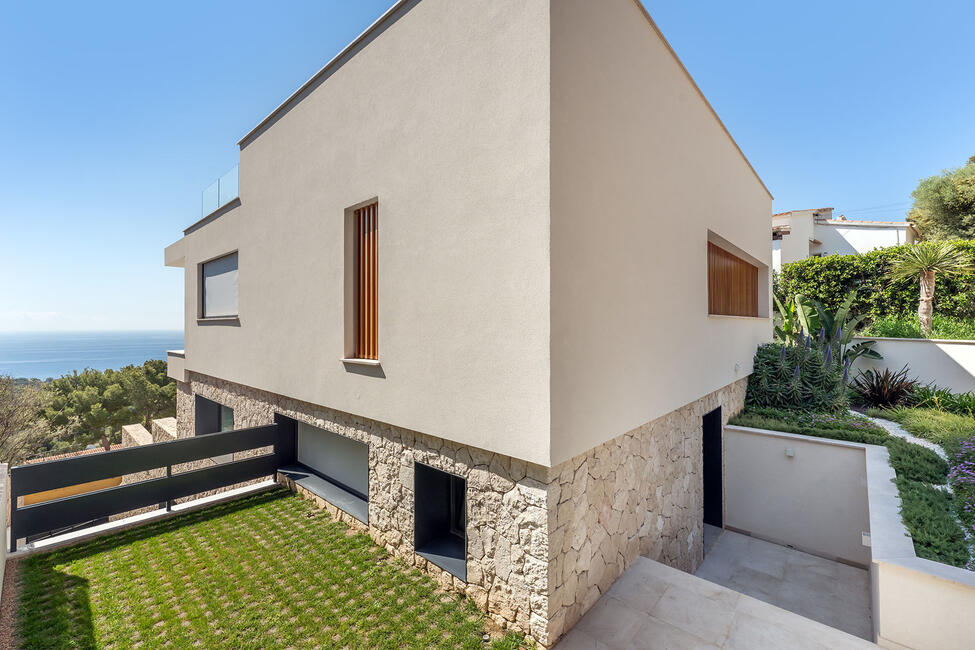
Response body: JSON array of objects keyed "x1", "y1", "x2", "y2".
[{"x1": 777, "y1": 241, "x2": 975, "y2": 322}]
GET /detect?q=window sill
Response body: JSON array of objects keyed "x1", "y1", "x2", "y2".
[
  {"x1": 708, "y1": 314, "x2": 769, "y2": 321},
  {"x1": 342, "y1": 358, "x2": 381, "y2": 367},
  {"x1": 197, "y1": 316, "x2": 240, "y2": 325}
]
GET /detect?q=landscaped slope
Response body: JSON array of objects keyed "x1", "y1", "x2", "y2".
[
  {"x1": 15, "y1": 489, "x2": 525, "y2": 649},
  {"x1": 730, "y1": 407, "x2": 970, "y2": 567}
]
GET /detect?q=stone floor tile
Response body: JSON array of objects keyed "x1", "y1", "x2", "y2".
[
  {"x1": 574, "y1": 595, "x2": 646, "y2": 646},
  {"x1": 553, "y1": 628, "x2": 607, "y2": 650},
  {"x1": 629, "y1": 615, "x2": 719, "y2": 650},
  {"x1": 649, "y1": 584, "x2": 737, "y2": 645}
]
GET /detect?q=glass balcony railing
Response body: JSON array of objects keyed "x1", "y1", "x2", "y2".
[{"x1": 201, "y1": 165, "x2": 239, "y2": 217}]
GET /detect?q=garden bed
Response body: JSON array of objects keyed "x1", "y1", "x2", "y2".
[{"x1": 730, "y1": 407, "x2": 970, "y2": 568}]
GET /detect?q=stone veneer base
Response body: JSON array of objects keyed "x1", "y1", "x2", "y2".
[{"x1": 176, "y1": 372, "x2": 747, "y2": 647}]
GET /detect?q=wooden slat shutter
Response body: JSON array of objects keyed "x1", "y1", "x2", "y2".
[
  {"x1": 354, "y1": 203, "x2": 378, "y2": 359},
  {"x1": 708, "y1": 242, "x2": 758, "y2": 317}
]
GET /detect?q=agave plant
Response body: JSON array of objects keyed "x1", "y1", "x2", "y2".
[{"x1": 890, "y1": 241, "x2": 974, "y2": 334}]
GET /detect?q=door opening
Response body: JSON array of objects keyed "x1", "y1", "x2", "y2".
[{"x1": 703, "y1": 407, "x2": 723, "y2": 528}]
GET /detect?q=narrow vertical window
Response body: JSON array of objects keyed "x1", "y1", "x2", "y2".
[{"x1": 354, "y1": 202, "x2": 378, "y2": 359}]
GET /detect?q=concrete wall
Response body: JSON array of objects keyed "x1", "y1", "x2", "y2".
[
  {"x1": 864, "y1": 434, "x2": 975, "y2": 650},
  {"x1": 724, "y1": 425, "x2": 871, "y2": 567},
  {"x1": 854, "y1": 336, "x2": 975, "y2": 394},
  {"x1": 171, "y1": 0, "x2": 553, "y2": 465},
  {"x1": 548, "y1": 0, "x2": 772, "y2": 465},
  {"x1": 814, "y1": 223, "x2": 912, "y2": 257}
]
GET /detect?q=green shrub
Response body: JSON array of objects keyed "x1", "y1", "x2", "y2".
[
  {"x1": 885, "y1": 437, "x2": 948, "y2": 484},
  {"x1": 778, "y1": 241, "x2": 975, "y2": 322},
  {"x1": 850, "y1": 366, "x2": 918, "y2": 408},
  {"x1": 895, "y1": 477, "x2": 970, "y2": 568},
  {"x1": 861, "y1": 314, "x2": 975, "y2": 340},
  {"x1": 909, "y1": 385, "x2": 975, "y2": 418},
  {"x1": 730, "y1": 407, "x2": 946, "y2": 483},
  {"x1": 745, "y1": 343, "x2": 847, "y2": 413}
]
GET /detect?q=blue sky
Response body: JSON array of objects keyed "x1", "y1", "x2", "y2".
[{"x1": 1, "y1": 0, "x2": 972, "y2": 332}]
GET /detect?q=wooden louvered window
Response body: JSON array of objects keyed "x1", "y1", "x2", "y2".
[
  {"x1": 354, "y1": 202, "x2": 379, "y2": 359},
  {"x1": 708, "y1": 242, "x2": 759, "y2": 317}
]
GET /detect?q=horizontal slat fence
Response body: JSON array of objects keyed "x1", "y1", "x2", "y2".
[{"x1": 9, "y1": 423, "x2": 292, "y2": 552}]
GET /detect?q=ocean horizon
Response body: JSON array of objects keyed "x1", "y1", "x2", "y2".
[{"x1": 0, "y1": 330, "x2": 184, "y2": 380}]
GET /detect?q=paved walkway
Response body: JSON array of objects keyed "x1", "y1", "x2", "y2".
[
  {"x1": 860, "y1": 411, "x2": 947, "y2": 460},
  {"x1": 695, "y1": 530, "x2": 873, "y2": 640},
  {"x1": 555, "y1": 556, "x2": 875, "y2": 649}
]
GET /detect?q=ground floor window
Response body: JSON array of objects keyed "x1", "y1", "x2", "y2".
[
  {"x1": 195, "y1": 395, "x2": 234, "y2": 436},
  {"x1": 296, "y1": 422, "x2": 368, "y2": 500},
  {"x1": 414, "y1": 463, "x2": 466, "y2": 581}
]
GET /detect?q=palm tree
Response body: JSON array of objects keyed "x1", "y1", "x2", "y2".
[{"x1": 890, "y1": 241, "x2": 974, "y2": 334}]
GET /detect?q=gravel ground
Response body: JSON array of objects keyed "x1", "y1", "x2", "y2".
[{"x1": 0, "y1": 558, "x2": 20, "y2": 650}]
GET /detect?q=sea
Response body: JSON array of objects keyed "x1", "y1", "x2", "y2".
[{"x1": 0, "y1": 331, "x2": 185, "y2": 380}]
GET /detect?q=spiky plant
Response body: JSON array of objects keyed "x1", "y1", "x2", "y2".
[
  {"x1": 890, "y1": 241, "x2": 974, "y2": 334},
  {"x1": 746, "y1": 342, "x2": 848, "y2": 414}
]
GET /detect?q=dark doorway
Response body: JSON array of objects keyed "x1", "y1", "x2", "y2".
[{"x1": 703, "y1": 407, "x2": 723, "y2": 528}]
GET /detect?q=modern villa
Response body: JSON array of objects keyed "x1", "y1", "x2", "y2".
[{"x1": 163, "y1": 0, "x2": 771, "y2": 645}]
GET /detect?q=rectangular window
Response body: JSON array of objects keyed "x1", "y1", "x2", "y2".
[
  {"x1": 201, "y1": 252, "x2": 238, "y2": 318},
  {"x1": 354, "y1": 203, "x2": 378, "y2": 359},
  {"x1": 219, "y1": 405, "x2": 234, "y2": 432},
  {"x1": 297, "y1": 422, "x2": 369, "y2": 500},
  {"x1": 194, "y1": 395, "x2": 234, "y2": 436},
  {"x1": 708, "y1": 241, "x2": 759, "y2": 317},
  {"x1": 414, "y1": 463, "x2": 466, "y2": 581}
]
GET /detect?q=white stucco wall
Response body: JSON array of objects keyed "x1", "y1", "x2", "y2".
[
  {"x1": 548, "y1": 0, "x2": 772, "y2": 465},
  {"x1": 724, "y1": 426, "x2": 871, "y2": 566},
  {"x1": 864, "y1": 433, "x2": 975, "y2": 649},
  {"x1": 853, "y1": 337, "x2": 975, "y2": 394},
  {"x1": 815, "y1": 223, "x2": 911, "y2": 257},
  {"x1": 173, "y1": 0, "x2": 553, "y2": 465},
  {"x1": 773, "y1": 215, "x2": 814, "y2": 268}
]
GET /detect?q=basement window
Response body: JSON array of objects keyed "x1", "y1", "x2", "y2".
[
  {"x1": 414, "y1": 463, "x2": 466, "y2": 581},
  {"x1": 195, "y1": 395, "x2": 234, "y2": 435},
  {"x1": 277, "y1": 422, "x2": 370, "y2": 524}
]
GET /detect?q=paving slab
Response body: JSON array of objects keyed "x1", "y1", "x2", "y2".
[{"x1": 555, "y1": 554, "x2": 875, "y2": 649}]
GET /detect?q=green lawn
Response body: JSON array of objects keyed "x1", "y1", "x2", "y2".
[
  {"x1": 871, "y1": 407, "x2": 975, "y2": 455},
  {"x1": 16, "y1": 489, "x2": 526, "y2": 649}
]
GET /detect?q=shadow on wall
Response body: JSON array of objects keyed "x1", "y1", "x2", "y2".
[{"x1": 852, "y1": 337, "x2": 975, "y2": 394}]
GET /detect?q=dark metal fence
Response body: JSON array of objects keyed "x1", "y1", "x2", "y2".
[{"x1": 9, "y1": 419, "x2": 296, "y2": 552}]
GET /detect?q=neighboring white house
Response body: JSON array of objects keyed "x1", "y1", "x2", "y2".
[
  {"x1": 772, "y1": 207, "x2": 918, "y2": 270},
  {"x1": 162, "y1": 0, "x2": 772, "y2": 645}
]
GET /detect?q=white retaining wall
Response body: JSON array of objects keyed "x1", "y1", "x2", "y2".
[
  {"x1": 864, "y1": 444, "x2": 975, "y2": 650},
  {"x1": 725, "y1": 423, "x2": 975, "y2": 649},
  {"x1": 853, "y1": 336, "x2": 975, "y2": 394},
  {"x1": 724, "y1": 425, "x2": 871, "y2": 566}
]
